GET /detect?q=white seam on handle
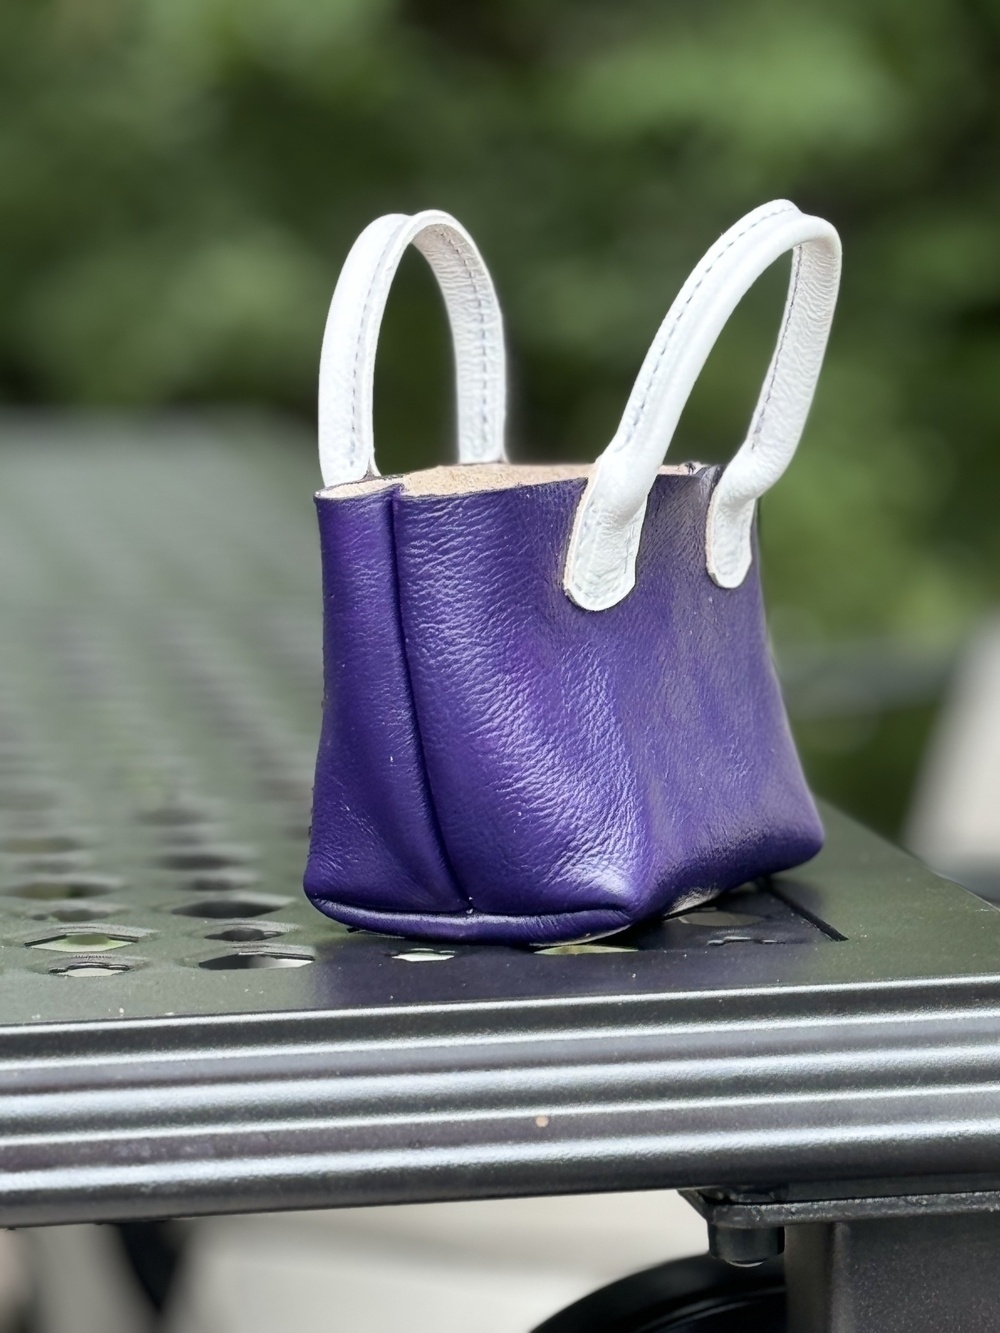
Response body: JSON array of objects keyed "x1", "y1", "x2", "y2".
[
  {"x1": 429, "y1": 226, "x2": 492, "y2": 444},
  {"x1": 563, "y1": 201, "x2": 841, "y2": 609},
  {"x1": 614, "y1": 202, "x2": 798, "y2": 455},
  {"x1": 317, "y1": 210, "x2": 507, "y2": 487}
]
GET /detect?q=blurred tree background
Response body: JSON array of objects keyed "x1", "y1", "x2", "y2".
[{"x1": 0, "y1": 0, "x2": 997, "y2": 837}]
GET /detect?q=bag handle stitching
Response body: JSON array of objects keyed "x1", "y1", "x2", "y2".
[
  {"x1": 622, "y1": 203, "x2": 798, "y2": 449},
  {"x1": 319, "y1": 211, "x2": 506, "y2": 487},
  {"x1": 435, "y1": 224, "x2": 492, "y2": 441}
]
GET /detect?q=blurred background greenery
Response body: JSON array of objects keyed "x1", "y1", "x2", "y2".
[{"x1": 0, "y1": 0, "x2": 997, "y2": 837}]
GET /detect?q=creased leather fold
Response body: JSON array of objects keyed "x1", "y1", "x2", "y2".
[{"x1": 305, "y1": 484, "x2": 467, "y2": 915}]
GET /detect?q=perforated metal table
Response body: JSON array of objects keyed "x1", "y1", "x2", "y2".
[{"x1": 3, "y1": 415, "x2": 1000, "y2": 1330}]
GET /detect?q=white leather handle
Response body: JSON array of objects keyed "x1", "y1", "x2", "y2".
[
  {"x1": 318, "y1": 210, "x2": 507, "y2": 486},
  {"x1": 563, "y1": 201, "x2": 841, "y2": 609}
]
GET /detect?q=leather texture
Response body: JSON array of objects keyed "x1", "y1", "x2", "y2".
[
  {"x1": 564, "y1": 201, "x2": 841, "y2": 606},
  {"x1": 306, "y1": 466, "x2": 823, "y2": 943},
  {"x1": 318, "y1": 209, "x2": 507, "y2": 487},
  {"x1": 307, "y1": 485, "x2": 466, "y2": 913},
  {"x1": 305, "y1": 204, "x2": 830, "y2": 944}
]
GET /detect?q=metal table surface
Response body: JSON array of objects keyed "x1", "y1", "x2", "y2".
[{"x1": 2, "y1": 413, "x2": 999, "y2": 1232}]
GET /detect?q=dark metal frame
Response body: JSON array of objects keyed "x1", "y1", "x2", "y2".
[
  {"x1": 684, "y1": 1187, "x2": 1000, "y2": 1332},
  {"x1": 5, "y1": 797, "x2": 1000, "y2": 1328},
  {"x1": 3, "y1": 806, "x2": 1000, "y2": 1243}
]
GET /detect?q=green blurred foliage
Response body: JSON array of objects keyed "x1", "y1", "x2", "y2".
[{"x1": 0, "y1": 0, "x2": 998, "y2": 830}]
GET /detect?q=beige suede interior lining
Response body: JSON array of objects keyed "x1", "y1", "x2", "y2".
[{"x1": 318, "y1": 462, "x2": 700, "y2": 502}]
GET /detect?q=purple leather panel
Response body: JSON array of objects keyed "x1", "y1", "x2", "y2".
[
  {"x1": 306, "y1": 467, "x2": 823, "y2": 943},
  {"x1": 304, "y1": 486, "x2": 467, "y2": 913}
]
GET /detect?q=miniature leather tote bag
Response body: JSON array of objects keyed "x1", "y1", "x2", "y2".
[{"x1": 305, "y1": 200, "x2": 841, "y2": 944}]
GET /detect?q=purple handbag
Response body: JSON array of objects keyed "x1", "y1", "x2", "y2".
[{"x1": 305, "y1": 202, "x2": 841, "y2": 944}]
